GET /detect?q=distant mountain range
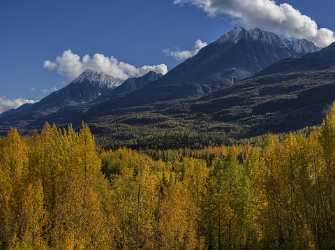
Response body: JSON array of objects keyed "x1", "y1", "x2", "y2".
[
  {"x1": 87, "y1": 27, "x2": 319, "y2": 116},
  {"x1": 2, "y1": 27, "x2": 335, "y2": 148}
]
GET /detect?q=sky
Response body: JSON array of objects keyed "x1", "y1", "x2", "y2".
[{"x1": 1, "y1": 0, "x2": 335, "y2": 110}]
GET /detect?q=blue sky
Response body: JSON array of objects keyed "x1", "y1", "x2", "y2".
[{"x1": 1, "y1": 0, "x2": 335, "y2": 103}]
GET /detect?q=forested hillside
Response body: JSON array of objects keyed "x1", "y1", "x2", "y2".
[{"x1": 2, "y1": 105, "x2": 335, "y2": 249}]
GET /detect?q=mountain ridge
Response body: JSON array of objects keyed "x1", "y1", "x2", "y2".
[
  {"x1": 160, "y1": 27, "x2": 319, "y2": 84},
  {"x1": 259, "y1": 42, "x2": 335, "y2": 75},
  {"x1": 87, "y1": 27, "x2": 319, "y2": 117}
]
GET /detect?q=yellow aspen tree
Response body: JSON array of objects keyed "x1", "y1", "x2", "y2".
[
  {"x1": 110, "y1": 159, "x2": 159, "y2": 249},
  {"x1": 8, "y1": 180, "x2": 48, "y2": 250},
  {"x1": 180, "y1": 158, "x2": 209, "y2": 248},
  {"x1": 0, "y1": 128, "x2": 28, "y2": 247},
  {"x1": 159, "y1": 182, "x2": 197, "y2": 250},
  {"x1": 318, "y1": 103, "x2": 335, "y2": 249},
  {"x1": 48, "y1": 124, "x2": 113, "y2": 249}
]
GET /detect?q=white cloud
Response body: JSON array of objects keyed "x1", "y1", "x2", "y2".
[
  {"x1": 164, "y1": 39, "x2": 208, "y2": 61},
  {"x1": 0, "y1": 97, "x2": 35, "y2": 113},
  {"x1": 44, "y1": 50, "x2": 168, "y2": 81},
  {"x1": 174, "y1": 0, "x2": 335, "y2": 47}
]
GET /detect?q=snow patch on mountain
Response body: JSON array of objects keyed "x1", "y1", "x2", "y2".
[{"x1": 74, "y1": 70, "x2": 124, "y2": 89}]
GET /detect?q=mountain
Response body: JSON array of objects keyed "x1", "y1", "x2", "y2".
[
  {"x1": 0, "y1": 70, "x2": 123, "y2": 120},
  {"x1": 112, "y1": 71, "x2": 163, "y2": 96},
  {"x1": 95, "y1": 71, "x2": 163, "y2": 103},
  {"x1": 88, "y1": 27, "x2": 319, "y2": 114},
  {"x1": 182, "y1": 69, "x2": 335, "y2": 136},
  {"x1": 83, "y1": 39, "x2": 335, "y2": 147},
  {"x1": 168, "y1": 41, "x2": 335, "y2": 138},
  {"x1": 39, "y1": 69, "x2": 124, "y2": 107},
  {"x1": 84, "y1": 68, "x2": 335, "y2": 148},
  {"x1": 161, "y1": 27, "x2": 319, "y2": 84},
  {"x1": 259, "y1": 42, "x2": 335, "y2": 75},
  {"x1": 0, "y1": 71, "x2": 162, "y2": 133}
]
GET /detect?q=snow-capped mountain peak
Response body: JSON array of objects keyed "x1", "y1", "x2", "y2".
[
  {"x1": 218, "y1": 26, "x2": 246, "y2": 44},
  {"x1": 218, "y1": 27, "x2": 319, "y2": 54},
  {"x1": 74, "y1": 69, "x2": 124, "y2": 89}
]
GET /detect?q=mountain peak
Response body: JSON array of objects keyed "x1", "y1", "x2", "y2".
[
  {"x1": 161, "y1": 27, "x2": 319, "y2": 86},
  {"x1": 74, "y1": 70, "x2": 124, "y2": 89},
  {"x1": 218, "y1": 26, "x2": 247, "y2": 44},
  {"x1": 218, "y1": 27, "x2": 319, "y2": 52},
  {"x1": 218, "y1": 27, "x2": 277, "y2": 44}
]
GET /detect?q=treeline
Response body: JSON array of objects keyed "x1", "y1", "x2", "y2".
[
  {"x1": 95, "y1": 127, "x2": 233, "y2": 151},
  {"x1": 1, "y1": 106, "x2": 335, "y2": 249}
]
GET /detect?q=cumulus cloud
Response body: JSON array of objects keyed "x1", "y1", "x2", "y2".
[
  {"x1": 0, "y1": 97, "x2": 35, "y2": 113},
  {"x1": 164, "y1": 39, "x2": 208, "y2": 61},
  {"x1": 44, "y1": 50, "x2": 168, "y2": 80},
  {"x1": 174, "y1": 0, "x2": 335, "y2": 47}
]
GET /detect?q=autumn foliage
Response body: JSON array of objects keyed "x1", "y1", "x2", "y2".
[{"x1": 1, "y1": 105, "x2": 335, "y2": 249}]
